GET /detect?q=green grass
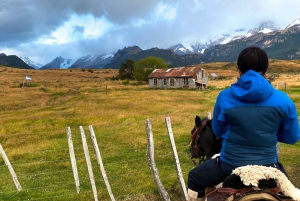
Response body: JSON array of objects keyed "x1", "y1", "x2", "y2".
[{"x1": 0, "y1": 68, "x2": 299, "y2": 200}]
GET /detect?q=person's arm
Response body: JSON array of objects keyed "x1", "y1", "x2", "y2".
[
  {"x1": 277, "y1": 104, "x2": 300, "y2": 144},
  {"x1": 212, "y1": 95, "x2": 225, "y2": 137}
]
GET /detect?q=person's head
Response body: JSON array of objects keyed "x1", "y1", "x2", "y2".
[{"x1": 237, "y1": 46, "x2": 269, "y2": 76}]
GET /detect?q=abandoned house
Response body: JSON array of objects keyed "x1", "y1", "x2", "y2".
[{"x1": 148, "y1": 66, "x2": 209, "y2": 89}]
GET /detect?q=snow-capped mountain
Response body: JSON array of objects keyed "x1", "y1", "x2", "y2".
[
  {"x1": 39, "y1": 52, "x2": 114, "y2": 70},
  {"x1": 245, "y1": 21, "x2": 280, "y2": 37},
  {"x1": 40, "y1": 56, "x2": 76, "y2": 69},
  {"x1": 60, "y1": 58, "x2": 77, "y2": 69},
  {"x1": 13, "y1": 18, "x2": 300, "y2": 70},
  {"x1": 168, "y1": 44, "x2": 193, "y2": 55},
  {"x1": 169, "y1": 21, "x2": 280, "y2": 55},
  {"x1": 285, "y1": 18, "x2": 300, "y2": 29},
  {"x1": 70, "y1": 52, "x2": 114, "y2": 69},
  {"x1": 20, "y1": 56, "x2": 44, "y2": 69}
]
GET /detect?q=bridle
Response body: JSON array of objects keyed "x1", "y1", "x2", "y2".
[{"x1": 185, "y1": 120, "x2": 208, "y2": 166}]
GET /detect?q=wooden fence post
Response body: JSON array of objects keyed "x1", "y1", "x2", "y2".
[
  {"x1": 79, "y1": 126, "x2": 98, "y2": 201},
  {"x1": 0, "y1": 144, "x2": 22, "y2": 191},
  {"x1": 284, "y1": 82, "x2": 287, "y2": 91},
  {"x1": 66, "y1": 127, "x2": 80, "y2": 193},
  {"x1": 165, "y1": 117, "x2": 188, "y2": 201},
  {"x1": 146, "y1": 119, "x2": 170, "y2": 201},
  {"x1": 207, "y1": 112, "x2": 212, "y2": 120},
  {"x1": 88, "y1": 125, "x2": 116, "y2": 201},
  {"x1": 277, "y1": 142, "x2": 280, "y2": 160}
]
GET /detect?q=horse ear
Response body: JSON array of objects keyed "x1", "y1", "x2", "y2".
[{"x1": 195, "y1": 115, "x2": 201, "y2": 125}]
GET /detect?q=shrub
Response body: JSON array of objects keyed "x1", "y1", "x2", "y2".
[{"x1": 122, "y1": 79, "x2": 130, "y2": 85}]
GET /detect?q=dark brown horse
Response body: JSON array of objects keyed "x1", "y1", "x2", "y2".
[{"x1": 186, "y1": 115, "x2": 221, "y2": 165}]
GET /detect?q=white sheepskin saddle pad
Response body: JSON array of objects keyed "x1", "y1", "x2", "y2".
[{"x1": 232, "y1": 165, "x2": 300, "y2": 201}]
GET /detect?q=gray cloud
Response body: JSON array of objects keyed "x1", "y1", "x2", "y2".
[{"x1": 0, "y1": 0, "x2": 300, "y2": 64}]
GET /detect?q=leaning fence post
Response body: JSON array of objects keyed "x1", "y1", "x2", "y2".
[
  {"x1": 0, "y1": 144, "x2": 22, "y2": 191},
  {"x1": 88, "y1": 125, "x2": 115, "y2": 201},
  {"x1": 146, "y1": 118, "x2": 171, "y2": 201},
  {"x1": 79, "y1": 126, "x2": 98, "y2": 201},
  {"x1": 66, "y1": 127, "x2": 80, "y2": 193},
  {"x1": 165, "y1": 117, "x2": 188, "y2": 201}
]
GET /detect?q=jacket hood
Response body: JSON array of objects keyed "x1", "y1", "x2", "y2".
[{"x1": 230, "y1": 70, "x2": 273, "y2": 103}]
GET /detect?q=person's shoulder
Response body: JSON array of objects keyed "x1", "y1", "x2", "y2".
[
  {"x1": 271, "y1": 89, "x2": 292, "y2": 100},
  {"x1": 269, "y1": 89, "x2": 295, "y2": 110},
  {"x1": 218, "y1": 88, "x2": 231, "y2": 97}
]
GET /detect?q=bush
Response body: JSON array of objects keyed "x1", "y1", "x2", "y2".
[
  {"x1": 122, "y1": 79, "x2": 130, "y2": 85},
  {"x1": 39, "y1": 87, "x2": 49, "y2": 92}
]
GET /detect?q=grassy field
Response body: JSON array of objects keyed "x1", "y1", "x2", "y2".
[{"x1": 0, "y1": 60, "x2": 299, "y2": 201}]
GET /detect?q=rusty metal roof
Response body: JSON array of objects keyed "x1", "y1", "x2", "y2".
[{"x1": 148, "y1": 66, "x2": 202, "y2": 78}]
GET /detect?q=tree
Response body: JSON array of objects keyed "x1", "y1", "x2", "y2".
[
  {"x1": 134, "y1": 57, "x2": 168, "y2": 82},
  {"x1": 118, "y1": 59, "x2": 135, "y2": 80}
]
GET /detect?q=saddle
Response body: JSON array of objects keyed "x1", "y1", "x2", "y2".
[
  {"x1": 206, "y1": 187, "x2": 295, "y2": 201},
  {"x1": 205, "y1": 165, "x2": 300, "y2": 201}
]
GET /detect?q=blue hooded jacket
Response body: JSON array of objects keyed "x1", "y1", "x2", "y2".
[{"x1": 212, "y1": 70, "x2": 300, "y2": 166}]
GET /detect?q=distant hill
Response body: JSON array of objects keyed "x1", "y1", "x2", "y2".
[{"x1": 0, "y1": 53, "x2": 34, "y2": 69}]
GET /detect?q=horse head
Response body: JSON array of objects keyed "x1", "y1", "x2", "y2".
[{"x1": 187, "y1": 115, "x2": 222, "y2": 165}]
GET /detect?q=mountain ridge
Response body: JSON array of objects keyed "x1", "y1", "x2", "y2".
[{"x1": 5, "y1": 18, "x2": 300, "y2": 69}]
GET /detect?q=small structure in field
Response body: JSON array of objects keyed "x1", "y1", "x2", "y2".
[{"x1": 148, "y1": 66, "x2": 209, "y2": 89}]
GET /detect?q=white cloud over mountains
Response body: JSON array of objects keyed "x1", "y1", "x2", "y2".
[{"x1": 0, "y1": 0, "x2": 299, "y2": 64}]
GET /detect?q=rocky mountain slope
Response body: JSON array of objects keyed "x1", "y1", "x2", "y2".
[
  {"x1": 20, "y1": 57, "x2": 43, "y2": 69},
  {"x1": 0, "y1": 53, "x2": 34, "y2": 69}
]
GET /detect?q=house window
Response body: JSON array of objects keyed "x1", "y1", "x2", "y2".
[
  {"x1": 163, "y1": 78, "x2": 167, "y2": 85},
  {"x1": 154, "y1": 78, "x2": 157, "y2": 86},
  {"x1": 183, "y1": 78, "x2": 189, "y2": 85},
  {"x1": 170, "y1": 78, "x2": 175, "y2": 86}
]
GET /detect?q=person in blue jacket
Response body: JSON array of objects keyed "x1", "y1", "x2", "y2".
[{"x1": 187, "y1": 46, "x2": 300, "y2": 201}]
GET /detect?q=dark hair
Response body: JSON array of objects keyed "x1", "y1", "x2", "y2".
[{"x1": 237, "y1": 46, "x2": 269, "y2": 75}]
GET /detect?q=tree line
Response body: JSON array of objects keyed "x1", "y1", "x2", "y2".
[{"x1": 118, "y1": 56, "x2": 168, "y2": 82}]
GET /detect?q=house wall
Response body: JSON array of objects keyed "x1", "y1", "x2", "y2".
[
  {"x1": 196, "y1": 69, "x2": 209, "y2": 86},
  {"x1": 148, "y1": 77, "x2": 196, "y2": 89}
]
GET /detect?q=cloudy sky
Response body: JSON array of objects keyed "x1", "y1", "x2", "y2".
[{"x1": 1, "y1": 0, "x2": 300, "y2": 64}]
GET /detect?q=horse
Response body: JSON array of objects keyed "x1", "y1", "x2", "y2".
[
  {"x1": 185, "y1": 115, "x2": 221, "y2": 165},
  {"x1": 186, "y1": 115, "x2": 300, "y2": 201}
]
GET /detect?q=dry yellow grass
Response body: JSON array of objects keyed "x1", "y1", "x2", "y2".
[{"x1": 0, "y1": 61, "x2": 299, "y2": 200}]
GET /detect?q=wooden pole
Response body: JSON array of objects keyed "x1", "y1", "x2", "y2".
[
  {"x1": 79, "y1": 126, "x2": 98, "y2": 201},
  {"x1": 165, "y1": 117, "x2": 188, "y2": 201},
  {"x1": 285, "y1": 82, "x2": 287, "y2": 91},
  {"x1": 88, "y1": 125, "x2": 115, "y2": 201},
  {"x1": 0, "y1": 144, "x2": 22, "y2": 191},
  {"x1": 20, "y1": 78, "x2": 25, "y2": 93},
  {"x1": 66, "y1": 127, "x2": 80, "y2": 193},
  {"x1": 146, "y1": 118, "x2": 170, "y2": 201},
  {"x1": 207, "y1": 112, "x2": 212, "y2": 120}
]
